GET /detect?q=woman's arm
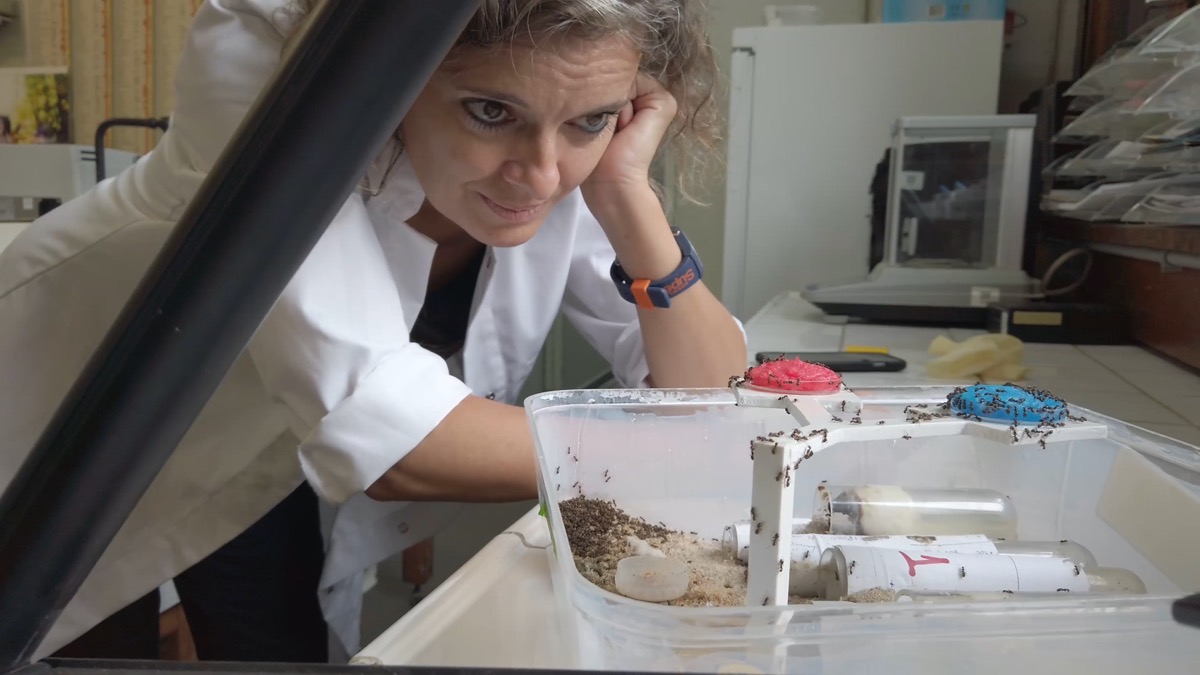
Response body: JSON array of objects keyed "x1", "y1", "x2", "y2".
[
  {"x1": 365, "y1": 396, "x2": 537, "y2": 502},
  {"x1": 593, "y1": 190, "x2": 747, "y2": 388},
  {"x1": 580, "y1": 74, "x2": 747, "y2": 388}
]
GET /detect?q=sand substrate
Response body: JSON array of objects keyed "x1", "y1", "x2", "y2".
[{"x1": 559, "y1": 496, "x2": 891, "y2": 607}]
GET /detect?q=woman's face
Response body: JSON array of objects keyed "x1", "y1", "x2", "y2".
[{"x1": 400, "y1": 35, "x2": 641, "y2": 247}]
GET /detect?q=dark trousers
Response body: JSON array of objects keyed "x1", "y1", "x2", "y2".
[{"x1": 54, "y1": 484, "x2": 329, "y2": 663}]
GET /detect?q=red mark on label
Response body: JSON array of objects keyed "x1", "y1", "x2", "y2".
[{"x1": 900, "y1": 551, "x2": 950, "y2": 576}]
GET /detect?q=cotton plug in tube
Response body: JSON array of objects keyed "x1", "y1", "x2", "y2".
[
  {"x1": 817, "y1": 546, "x2": 1094, "y2": 600},
  {"x1": 816, "y1": 484, "x2": 1018, "y2": 540}
]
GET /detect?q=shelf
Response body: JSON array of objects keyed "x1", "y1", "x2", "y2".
[{"x1": 1040, "y1": 216, "x2": 1200, "y2": 256}]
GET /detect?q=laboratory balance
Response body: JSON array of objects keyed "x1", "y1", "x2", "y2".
[{"x1": 803, "y1": 115, "x2": 1039, "y2": 325}]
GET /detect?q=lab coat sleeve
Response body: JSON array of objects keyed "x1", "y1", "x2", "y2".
[
  {"x1": 560, "y1": 200, "x2": 747, "y2": 388},
  {"x1": 169, "y1": 0, "x2": 299, "y2": 175},
  {"x1": 559, "y1": 205, "x2": 650, "y2": 387},
  {"x1": 246, "y1": 195, "x2": 472, "y2": 505}
]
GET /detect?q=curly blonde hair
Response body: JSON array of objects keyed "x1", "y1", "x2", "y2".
[{"x1": 287, "y1": 0, "x2": 719, "y2": 204}]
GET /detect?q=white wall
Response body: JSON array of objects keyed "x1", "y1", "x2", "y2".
[
  {"x1": 674, "y1": 1, "x2": 1079, "y2": 304},
  {"x1": 671, "y1": 1, "x2": 868, "y2": 301}
]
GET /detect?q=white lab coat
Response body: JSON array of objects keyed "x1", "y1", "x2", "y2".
[{"x1": 0, "y1": 0, "x2": 699, "y2": 660}]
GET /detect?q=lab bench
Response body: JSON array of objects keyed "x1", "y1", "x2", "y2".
[{"x1": 354, "y1": 290, "x2": 1200, "y2": 669}]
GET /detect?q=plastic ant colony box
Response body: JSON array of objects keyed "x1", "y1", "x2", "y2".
[{"x1": 526, "y1": 381, "x2": 1200, "y2": 674}]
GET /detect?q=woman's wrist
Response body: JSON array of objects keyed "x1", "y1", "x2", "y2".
[{"x1": 589, "y1": 186, "x2": 682, "y2": 280}]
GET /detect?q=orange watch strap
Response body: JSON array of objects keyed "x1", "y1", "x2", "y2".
[{"x1": 630, "y1": 279, "x2": 654, "y2": 309}]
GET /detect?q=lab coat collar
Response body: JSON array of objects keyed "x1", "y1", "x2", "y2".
[{"x1": 362, "y1": 139, "x2": 424, "y2": 225}]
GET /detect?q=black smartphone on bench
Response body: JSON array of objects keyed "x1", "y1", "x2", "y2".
[{"x1": 754, "y1": 351, "x2": 907, "y2": 373}]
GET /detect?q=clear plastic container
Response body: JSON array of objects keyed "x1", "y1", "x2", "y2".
[
  {"x1": 1138, "y1": 5, "x2": 1200, "y2": 56},
  {"x1": 1042, "y1": 174, "x2": 1182, "y2": 222},
  {"x1": 1041, "y1": 139, "x2": 1152, "y2": 181},
  {"x1": 1061, "y1": 140, "x2": 1145, "y2": 174},
  {"x1": 1054, "y1": 100, "x2": 1174, "y2": 143},
  {"x1": 1140, "y1": 116, "x2": 1200, "y2": 143},
  {"x1": 1125, "y1": 62, "x2": 1200, "y2": 114},
  {"x1": 1120, "y1": 174, "x2": 1200, "y2": 225},
  {"x1": 1067, "y1": 16, "x2": 1188, "y2": 98},
  {"x1": 1064, "y1": 53, "x2": 1193, "y2": 100},
  {"x1": 816, "y1": 484, "x2": 1018, "y2": 540},
  {"x1": 528, "y1": 387, "x2": 1200, "y2": 673}
]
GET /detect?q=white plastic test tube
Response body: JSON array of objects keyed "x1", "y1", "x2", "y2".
[
  {"x1": 996, "y1": 540, "x2": 1099, "y2": 568},
  {"x1": 724, "y1": 525, "x2": 1098, "y2": 596},
  {"x1": 894, "y1": 567, "x2": 1146, "y2": 602},
  {"x1": 818, "y1": 546, "x2": 1094, "y2": 600},
  {"x1": 732, "y1": 532, "x2": 997, "y2": 596},
  {"x1": 721, "y1": 519, "x2": 813, "y2": 558},
  {"x1": 816, "y1": 484, "x2": 1018, "y2": 540}
]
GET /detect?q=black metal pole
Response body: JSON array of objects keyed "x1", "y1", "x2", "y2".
[
  {"x1": 0, "y1": 0, "x2": 478, "y2": 668},
  {"x1": 93, "y1": 117, "x2": 170, "y2": 183}
]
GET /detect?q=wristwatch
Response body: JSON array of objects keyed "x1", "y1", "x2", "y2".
[{"x1": 610, "y1": 228, "x2": 704, "y2": 309}]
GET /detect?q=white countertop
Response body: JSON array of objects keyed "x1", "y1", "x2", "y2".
[{"x1": 356, "y1": 291, "x2": 1200, "y2": 668}]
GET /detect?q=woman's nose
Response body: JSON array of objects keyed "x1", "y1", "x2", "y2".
[{"x1": 502, "y1": 136, "x2": 559, "y2": 200}]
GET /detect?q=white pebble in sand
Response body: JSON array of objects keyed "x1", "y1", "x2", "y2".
[{"x1": 616, "y1": 556, "x2": 690, "y2": 602}]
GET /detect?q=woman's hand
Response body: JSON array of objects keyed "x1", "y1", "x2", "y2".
[
  {"x1": 581, "y1": 73, "x2": 677, "y2": 213},
  {"x1": 580, "y1": 73, "x2": 682, "y2": 281}
]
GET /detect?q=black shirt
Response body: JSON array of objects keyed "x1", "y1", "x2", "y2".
[{"x1": 407, "y1": 247, "x2": 486, "y2": 360}]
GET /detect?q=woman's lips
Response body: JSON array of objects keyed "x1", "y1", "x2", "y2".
[{"x1": 480, "y1": 194, "x2": 546, "y2": 223}]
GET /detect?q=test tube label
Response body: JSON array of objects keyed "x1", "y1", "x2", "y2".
[{"x1": 835, "y1": 546, "x2": 1091, "y2": 597}]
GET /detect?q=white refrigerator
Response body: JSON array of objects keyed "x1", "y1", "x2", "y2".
[{"x1": 721, "y1": 20, "x2": 1005, "y2": 319}]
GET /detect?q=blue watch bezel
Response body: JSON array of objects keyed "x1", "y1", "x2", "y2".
[{"x1": 610, "y1": 228, "x2": 704, "y2": 309}]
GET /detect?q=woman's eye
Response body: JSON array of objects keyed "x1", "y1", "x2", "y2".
[
  {"x1": 464, "y1": 100, "x2": 511, "y2": 125},
  {"x1": 575, "y1": 113, "x2": 614, "y2": 135}
]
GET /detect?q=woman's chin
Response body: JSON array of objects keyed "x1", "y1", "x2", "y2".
[
  {"x1": 471, "y1": 221, "x2": 544, "y2": 248},
  {"x1": 463, "y1": 209, "x2": 549, "y2": 248}
]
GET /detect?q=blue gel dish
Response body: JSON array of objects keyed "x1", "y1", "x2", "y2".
[{"x1": 948, "y1": 384, "x2": 1068, "y2": 425}]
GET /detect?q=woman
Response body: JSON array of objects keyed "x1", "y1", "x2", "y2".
[{"x1": 0, "y1": 0, "x2": 746, "y2": 663}]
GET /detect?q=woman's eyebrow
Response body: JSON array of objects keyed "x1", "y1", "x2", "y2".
[
  {"x1": 459, "y1": 88, "x2": 528, "y2": 108},
  {"x1": 459, "y1": 88, "x2": 626, "y2": 116}
]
